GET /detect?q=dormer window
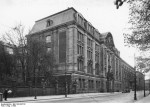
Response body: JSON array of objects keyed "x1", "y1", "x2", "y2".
[{"x1": 46, "y1": 19, "x2": 53, "y2": 27}]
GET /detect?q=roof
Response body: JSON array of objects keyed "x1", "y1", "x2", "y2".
[
  {"x1": 100, "y1": 32, "x2": 115, "y2": 47},
  {"x1": 36, "y1": 7, "x2": 77, "y2": 22},
  {"x1": 101, "y1": 32, "x2": 111, "y2": 38},
  {"x1": 29, "y1": 7, "x2": 77, "y2": 34}
]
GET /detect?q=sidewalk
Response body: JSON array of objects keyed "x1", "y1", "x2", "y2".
[
  {"x1": 1, "y1": 92, "x2": 121, "y2": 103},
  {"x1": 135, "y1": 94, "x2": 150, "y2": 103}
]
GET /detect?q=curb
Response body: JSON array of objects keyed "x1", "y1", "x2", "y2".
[{"x1": 1, "y1": 92, "x2": 122, "y2": 103}]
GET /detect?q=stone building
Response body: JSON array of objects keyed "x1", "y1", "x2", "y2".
[{"x1": 27, "y1": 7, "x2": 141, "y2": 94}]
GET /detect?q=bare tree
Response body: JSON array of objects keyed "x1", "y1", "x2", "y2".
[
  {"x1": 1, "y1": 23, "x2": 56, "y2": 86},
  {"x1": 0, "y1": 41, "x2": 16, "y2": 84},
  {"x1": 2, "y1": 24, "x2": 28, "y2": 84},
  {"x1": 27, "y1": 38, "x2": 55, "y2": 86}
]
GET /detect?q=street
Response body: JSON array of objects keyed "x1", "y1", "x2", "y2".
[
  {"x1": 4, "y1": 91, "x2": 150, "y2": 103},
  {"x1": 36, "y1": 91, "x2": 149, "y2": 103}
]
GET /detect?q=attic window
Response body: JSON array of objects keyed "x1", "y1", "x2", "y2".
[{"x1": 46, "y1": 19, "x2": 53, "y2": 27}]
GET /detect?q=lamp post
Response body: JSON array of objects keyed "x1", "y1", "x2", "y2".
[
  {"x1": 34, "y1": 61, "x2": 40, "y2": 99},
  {"x1": 134, "y1": 53, "x2": 137, "y2": 100},
  {"x1": 144, "y1": 72, "x2": 146, "y2": 97},
  {"x1": 134, "y1": 70, "x2": 137, "y2": 100},
  {"x1": 65, "y1": 72, "x2": 67, "y2": 98},
  {"x1": 34, "y1": 69, "x2": 37, "y2": 99},
  {"x1": 41, "y1": 78, "x2": 46, "y2": 95},
  {"x1": 149, "y1": 76, "x2": 150, "y2": 94},
  {"x1": 107, "y1": 65, "x2": 111, "y2": 92}
]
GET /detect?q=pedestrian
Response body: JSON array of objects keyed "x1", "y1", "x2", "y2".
[{"x1": 3, "y1": 89, "x2": 8, "y2": 101}]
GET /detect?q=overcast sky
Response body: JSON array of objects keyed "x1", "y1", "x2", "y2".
[{"x1": 1, "y1": 0, "x2": 149, "y2": 78}]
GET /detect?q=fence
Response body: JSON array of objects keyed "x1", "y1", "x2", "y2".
[{"x1": 0, "y1": 86, "x2": 66, "y2": 98}]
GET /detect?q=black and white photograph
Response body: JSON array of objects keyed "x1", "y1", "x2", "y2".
[{"x1": 0, "y1": 0, "x2": 150, "y2": 104}]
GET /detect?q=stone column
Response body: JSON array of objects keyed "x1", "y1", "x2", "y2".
[
  {"x1": 73, "y1": 27, "x2": 78, "y2": 71},
  {"x1": 84, "y1": 33, "x2": 87, "y2": 73},
  {"x1": 53, "y1": 30, "x2": 59, "y2": 64},
  {"x1": 93, "y1": 40, "x2": 95, "y2": 75},
  {"x1": 67, "y1": 25, "x2": 75, "y2": 71}
]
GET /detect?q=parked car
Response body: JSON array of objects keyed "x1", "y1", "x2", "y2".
[{"x1": 122, "y1": 89, "x2": 130, "y2": 93}]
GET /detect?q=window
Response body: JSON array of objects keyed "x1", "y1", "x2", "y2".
[
  {"x1": 88, "y1": 80, "x2": 91, "y2": 89},
  {"x1": 95, "y1": 53, "x2": 99, "y2": 63},
  {"x1": 79, "y1": 79, "x2": 82, "y2": 89},
  {"x1": 77, "y1": 31, "x2": 84, "y2": 55},
  {"x1": 88, "y1": 80, "x2": 94, "y2": 89},
  {"x1": 87, "y1": 50, "x2": 92, "y2": 59},
  {"x1": 78, "y1": 15, "x2": 84, "y2": 27},
  {"x1": 96, "y1": 81, "x2": 100, "y2": 89},
  {"x1": 59, "y1": 31, "x2": 66, "y2": 63},
  {"x1": 82, "y1": 79, "x2": 85, "y2": 88},
  {"x1": 77, "y1": 31, "x2": 84, "y2": 43},
  {"x1": 77, "y1": 59, "x2": 84, "y2": 71},
  {"x1": 47, "y1": 48, "x2": 51, "y2": 53},
  {"x1": 77, "y1": 45, "x2": 84, "y2": 55},
  {"x1": 87, "y1": 38, "x2": 92, "y2": 48},
  {"x1": 46, "y1": 19, "x2": 53, "y2": 27},
  {"x1": 95, "y1": 63, "x2": 99, "y2": 75},
  {"x1": 87, "y1": 38, "x2": 93, "y2": 60},
  {"x1": 79, "y1": 79, "x2": 85, "y2": 89},
  {"x1": 95, "y1": 44, "x2": 99, "y2": 63},
  {"x1": 87, "y1": 62, "x2": 93, "y2": 74},
  {"x1": 91, "y1": 80, "x2": 94, "y2": 89},
  {"x1": 46, "y1": 36, "x2": 51, "y2": 43}
]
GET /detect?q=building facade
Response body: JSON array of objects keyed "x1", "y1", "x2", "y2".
[{"x1": 27, "y1": 7, "x2": 142, "y2": 94}]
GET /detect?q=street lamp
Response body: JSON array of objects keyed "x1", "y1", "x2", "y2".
[
  {"x1": 134, "y1": 53, "x2": 137, "y2": 100},
  {"x1": 34, "y1": 61, "x2": 40, "y2": 99},
  {"x1": 34, "y1": 69, "x2": 37, "y2": 99},
  {"x1": 149, "y1": 76, "x2": 150, "y2": 94},
  {"x1": 65, "y1": 72, "x2": 67, "y2": 98},
  {"x1": 144, "y1": 72, "x2": 146, "y2": 97},
  {"x1": 134, "y1": 70, "x2": 137, "y2": 100},
  {"x1": 107, "y1": 65, "x2": 111, "y2": 92}
]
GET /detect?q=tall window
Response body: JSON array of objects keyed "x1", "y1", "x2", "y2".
[
  {"x1": 59, "y1": 31, "x2": 66, "y2": 63},
  {"x1": 96, "y1": 81, "x2": 100, "y2": 90},
  {"x1": 79, "y1": 79, "x2": 85, "y2": 89},
  {"x1": 95, "y1": 63, "x2": 99, "y2": 75},
  {"x1": 77, "y1": 31, "x2": 84, "y2": 55},
  {"x1": 88, "y1": 80, "x2": 94, "y2": 89},
  {"x1": 87, "y1": 38, "x2": 92, "y2": 48},
  {"x1": 95, "y1": 43, "x2": 99, "y2": 75},
  {"x1": 77, "y1": 14, "x2": 85, "y2": 28},
  {"x1": 46, "y1": 35, "x2": 51, "y2": 43},
  {"x1": 87, "y1": 61, "x2": 93, "y2": 74},
  {"x1": 87, "y1": 50, "x2": 92, "y2": 59},
  {"x1": 95, "y1": 47, "x2": 99, "y2": 62},
  {"x1": 87, "y1": 37, "x2": 93, "y2": 74},
  {"x1": 87, "y1": 38, "x2": 92, "y2": 60},
  {"x1": 116, "y1": 58, "x2": 118, "y2": 80},
  {"x1": 79, "y1": 78, "x2": 82, "y2": 89},
  {"x1": 82, "y1": 79, "x2": 85, "y2": 89},
  {"x1": 77, "y1": 31, "x2": 84, "y2": 71},
  {"x1": 77, "y1": 58, "x2": 84, "y2": 71}
]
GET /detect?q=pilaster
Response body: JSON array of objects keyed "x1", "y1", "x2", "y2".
[
  {"x1": 93, "y1": 41, "x2": 95, "y2": 75},
  {"x1": 84, "y1": 33, "x2": 87, "y2": 73},
  {"x1": 73, "y1": 27, "x2": 78, "y2": 71}
]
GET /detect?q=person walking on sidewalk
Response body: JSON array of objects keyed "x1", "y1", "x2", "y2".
[{"x1": 3, "y1": 89, "x2": 8, "y2": 101}]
